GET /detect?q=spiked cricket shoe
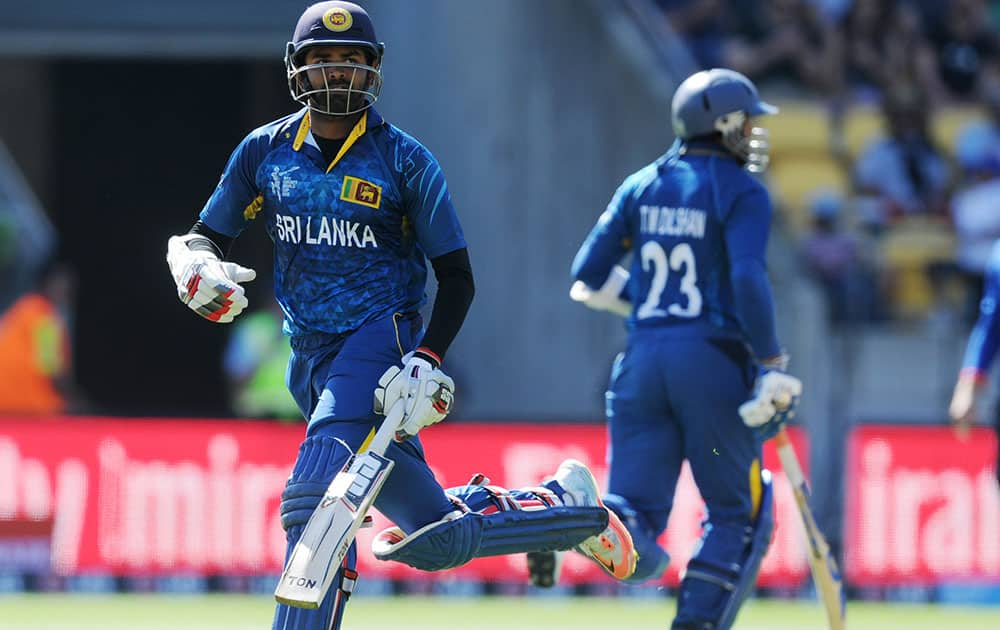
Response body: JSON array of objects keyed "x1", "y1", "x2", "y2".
[{"x1": 554, "y1": 459, "x2": 637, "y2": 580}]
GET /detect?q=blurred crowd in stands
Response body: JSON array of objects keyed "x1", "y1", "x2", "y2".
[{"x1": 661, "y1": 0, "x2": 1000, "y2": 327}]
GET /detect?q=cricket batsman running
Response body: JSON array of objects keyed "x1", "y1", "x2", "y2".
[
  {"x1": 165, "y1": 3, "x2": 635, "y2": 628},
  {"x1": 533, "y1": 68, "x2": 803, "y2": 629}
]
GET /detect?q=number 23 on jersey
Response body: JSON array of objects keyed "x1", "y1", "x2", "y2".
[{"x1": 636, "y1": 241, "x2": 702, "y2": 320}]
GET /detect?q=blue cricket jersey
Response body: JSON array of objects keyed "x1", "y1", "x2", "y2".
[
  {"x1": 572, "y1": 140, "x2": 781, "y2": 359},
  {"x1": 961, "y1": 240, "x2": 1000, "y2": 377},
  {"x1": 199, "y1": 108, "x2": 466, "y2": 337}
]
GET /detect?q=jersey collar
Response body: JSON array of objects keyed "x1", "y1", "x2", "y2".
[
  {"x1": 678, "y1": 138, "x2": 736, "y2": 160},
  {"x1": 291, "y1": 108, "x2": 386, "y2": 173}
]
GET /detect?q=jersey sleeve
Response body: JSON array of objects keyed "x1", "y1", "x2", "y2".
[
  {"x1": 962, "y1": 242, "x2": 1000, "y2": 376},
  {"x1": 725, "y1": 184, "x2": 781, "y2": 360},
  {"x1": 571, "y1": 178, "x2": 634, "y2": 289},
  {"x1": 401, "y1": 144, "x2": 466, "y2": 258},
  {"x1": 198, "y1": 130, "x2": 271, "y2": 238}
]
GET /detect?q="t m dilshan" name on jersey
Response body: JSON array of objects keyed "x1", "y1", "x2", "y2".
[{"x1": 639, "y1": 205, "x2": 707, "y2": 239}]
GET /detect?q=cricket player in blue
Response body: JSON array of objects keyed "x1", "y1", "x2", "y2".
[
  {"x1": 165, "y1": 3, "x2": 634, "y2": 629},
  {"x1": 950, "y1": 239, "x2": 1000, "y2": 488},
  {"x1": 529, "y1": 69, "x2": 803, "y2": 629}
]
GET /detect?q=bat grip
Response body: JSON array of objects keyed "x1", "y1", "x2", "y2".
[
  {"x1": 774, "y1": 427, "x2": 808, "y2": 488},
  {"x1": 363, "y1": 400, "x2": 407, "y2": 457},
  {"x1": 774, "y1": 426, "x2": 792, "y2": 447}
]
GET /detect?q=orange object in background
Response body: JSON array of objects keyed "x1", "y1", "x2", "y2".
[{"x1": 0, "y1": 292, "x2": 69, "y2": 414}]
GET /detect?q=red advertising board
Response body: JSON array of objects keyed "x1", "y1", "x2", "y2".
[
  {"x1": 0, "y1": 417, "x2": 299, "y2": 575},
  {"x1": 0, "y1": 417, "x2": 813, "y2": 586},
  {"x1": 845, "y1": 425, "x2": 1000, "y2": 585}
]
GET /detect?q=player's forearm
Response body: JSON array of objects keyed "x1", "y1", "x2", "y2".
[
  {"x1": 730, "y1": 258, "x2": 781, "y2": 360},
  {"x1": 188, "y1": 220, "x2": 234, "y2": 258},
  {"x1": 419, "y1": 248, "x2": 475, "y2": 364}
]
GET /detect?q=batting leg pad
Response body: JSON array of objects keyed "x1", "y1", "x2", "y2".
[
  {"x1": 603, "y1": 494, "x2": 671, "y2": 584},
  {"x1": 672, "y1": 470, "x2": 775, "y2": 630},
  {"x1": 279, "y1": 434, "x2": 355, "y2": 532},
  {"x1": 273, "y1": 526, "x2": 359, "y2": 630},
  {"x1": 372, "y1": 506, "x2": 608, "y2": 572},
  {"x1": 274, "y1": 435, "x2": 360, "y2": 630}
]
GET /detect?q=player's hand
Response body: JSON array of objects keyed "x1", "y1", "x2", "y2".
[
  {"x1": 167, "y1": 234, "x2": 256, "y2": 323},
  {"x1": 948, "y1": 375, "x2": 980, "y2": 441},
  {"x1": 739, "y1": 369, "x2": 802, "y2": 440},
  {"x1": 570, "y1": 265, "x2": 631, "y2": 317},
  {"x1": 374, "y1": 352, "x2": 455, "y2": 442}
]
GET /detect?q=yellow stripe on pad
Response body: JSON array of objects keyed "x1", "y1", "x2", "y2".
[{"x1": 749, "y1": 458, "x2": 762, "y2": 521}]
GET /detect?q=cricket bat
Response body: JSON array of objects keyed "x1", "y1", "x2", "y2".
[
  {"x1": 774, "y1": 426, "x2": 847, "y2": 630},
  {"x1": 274, "y1": 400, "x2": 406, "y2": 608}
]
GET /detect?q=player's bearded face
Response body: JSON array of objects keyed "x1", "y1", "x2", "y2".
[
  {"x1": 290, "y1": 45, "x2": 382, "y2": 117},
  {"x1": 305, "y1": 64, "x2": 372, "y2": 115}
]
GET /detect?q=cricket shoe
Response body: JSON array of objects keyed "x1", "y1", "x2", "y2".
[{"x1": 553, "y1": 459, "x2": 637, "y2": 581}]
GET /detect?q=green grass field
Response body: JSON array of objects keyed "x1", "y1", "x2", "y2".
[{"x1": 3, "y1": 594, "x2": 1000, "y2": 629}]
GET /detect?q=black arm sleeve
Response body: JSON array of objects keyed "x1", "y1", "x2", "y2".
[
  {"x1": 418, "y1": 247, "x2": 475, "y2": 364},
  {"x1": 188, "y1": 220, "x2": 235, "y2": 258}
]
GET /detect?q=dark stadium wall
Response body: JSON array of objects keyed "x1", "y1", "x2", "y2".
[{"x1": 50, "y1": 60, "x2": 288, "y2": 416}]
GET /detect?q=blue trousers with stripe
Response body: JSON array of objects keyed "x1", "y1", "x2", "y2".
[{"x1": 604, "y1": 328, "x2": 770, "y2": 627}]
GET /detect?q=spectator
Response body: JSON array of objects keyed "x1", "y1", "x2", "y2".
[
  {"x1": 0, "y1": 264, "x2": 81, "y2": 415},
  {"x1": 927, "y1": 0, "x2": 999, "y2": 100},
  {"x1": 839, "y1": 0, "x2": 945, "y2": 104},
  {"x1": 722, "y1": 0, "x2": 843, "y2": 97},
  {"x1": 799, "y1": 189, "x2": 881, "y2": 325},
  {"x1": 811, "y1": 0, "x2": 852, "y2": 23},
  {"x1": 955, "y1": 56, "x2": 1000, "y2": 153},
  {"x1": 222, "y1": 300, "x2": 300, "y2": 422},
  {"x1": 853, "y1": 83, "x2": 952, "y2": 219},
  {"x1": 658, "y1": 0, "x2": 730, "y2": 69}
]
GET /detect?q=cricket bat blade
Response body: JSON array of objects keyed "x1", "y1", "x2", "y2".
[
  {"x1": 774, "y1": 428, "x2": 846, "y2": 630},
  {"x1": 274, "y1": 402, "x2": 404, "y2": 608}
]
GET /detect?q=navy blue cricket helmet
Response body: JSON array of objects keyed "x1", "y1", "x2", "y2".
[
  {"x1": 285, "y1": 1, "x2": 385, "y2": 116},
  {"x1": 671, "y1": 68, "x2": 778, "y2": 172}
]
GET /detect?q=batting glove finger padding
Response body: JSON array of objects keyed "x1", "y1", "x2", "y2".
[
  {"x1": 738, "y1": 370, "x2": 803, "y2": 440},
  {"x1": 167, "y1": 235, "x2": 256, "y2": 324},
  {"x1": 374, "y1": 355, "x2": 455, "y2": 441}
]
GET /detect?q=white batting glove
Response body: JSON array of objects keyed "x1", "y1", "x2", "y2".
[
  {"x1": 738, "y1": 370, "x2": 803, "y2": 440},
  {"x1": 569, "y1": 265, "x2": 631, "y2": 317},
  {"x1": 167, "y1": 234, "x2": 256, "y2": 323},
  {"x1": 374, "y1": 352, "x2": 455, "y2": 442}
]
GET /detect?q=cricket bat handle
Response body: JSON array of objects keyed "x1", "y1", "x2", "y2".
[
  {"x1": 773, "y1": 427, "x2": 804, "y2": 485},
  {"x1": 365, "y1": 399, "x2": 407, "y2": 456}
]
